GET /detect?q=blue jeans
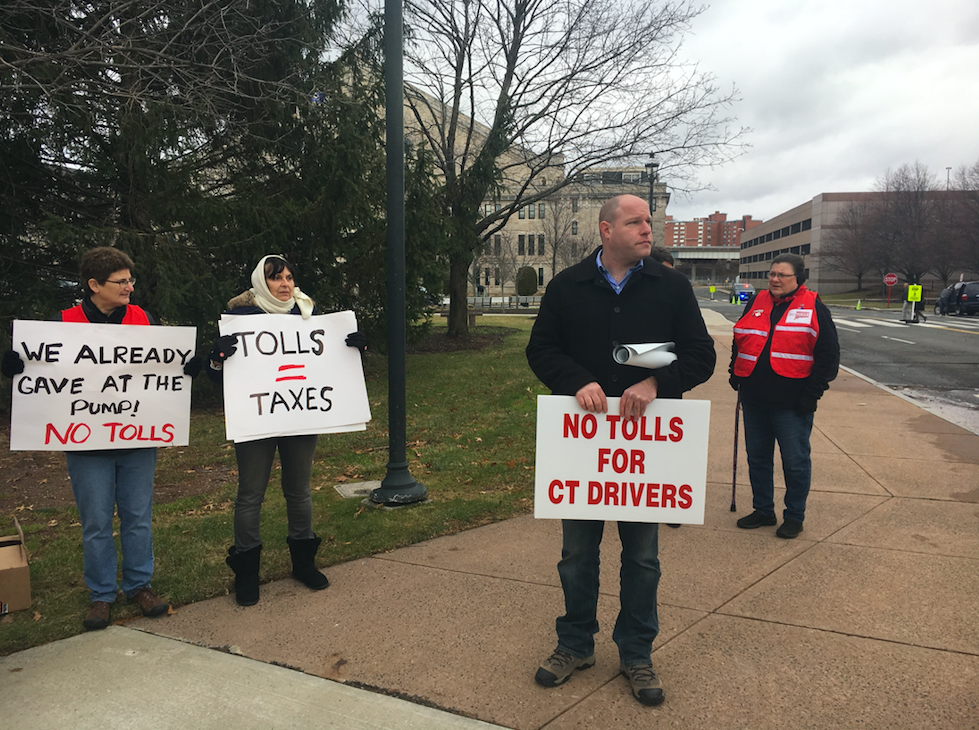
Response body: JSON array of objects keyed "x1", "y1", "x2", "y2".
[
  {"x1": 555, "y1": 520, "x2": 660, "y2": 667},
  {"x1": 741, "y1": 401, "x2": 814, "y2": 523},
  {"x1": 65, "y1": 448, "x2": 158, "y2": 603}
]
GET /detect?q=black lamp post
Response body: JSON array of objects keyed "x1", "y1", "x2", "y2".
[
  {"x1": 645, "y1": 153, "x2": 659, "y2": 213},
  {"x1": 370, "y1": 0, "x2": 427, "y2": 506}
]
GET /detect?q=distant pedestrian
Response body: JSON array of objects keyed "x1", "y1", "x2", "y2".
[
  {"x1": 729, "y1": 253, "x2": 839, "y2": 539},
  {"x1": 527, "y1": 194, "x2": 715, "y2": 706},
  {"x1": 648, "y1": 246, "x2": 675, "y2": 268},
  {"x1": 901, "y1": 283, "x2": 913, "y2": 322},
  {"x1": 937, "y1": 286, "x2": 954, "y2": 315},
  {"x1": 900, "y1": 282, "x2": 926, "y2": 323}
]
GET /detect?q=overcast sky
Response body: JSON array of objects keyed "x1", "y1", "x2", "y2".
[{"x1": 664, "y1": 0, "x2": 979, "y2": 222}]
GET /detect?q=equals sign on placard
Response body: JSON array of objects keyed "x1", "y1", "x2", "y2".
[{"x1": 275, "y1": 364, "x2": 306, "y2": 382}]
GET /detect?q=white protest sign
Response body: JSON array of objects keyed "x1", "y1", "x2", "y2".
[
  {"x1": 534, "y1": 395, "x2": 710, "y2": 524},
  {"x1": 218, "y1": 311, "x2": 371, "y2": 443},
  {"x1": 9, "y1": 320, "x2": 197, "y2": 451}
]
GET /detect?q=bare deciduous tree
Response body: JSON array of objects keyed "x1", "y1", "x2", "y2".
[
  {"x1": 401, "y1": 0, "x2": 746, "y2": 335},
  {"x1": 952, "y1": 160, "x2": 979, "y2": 275},
  {"x1": 821, "y1": 202, "x2": 882, "y2": 291},
  {"x1": 540, "y1": 196, "x2": 577, "y2": 278}
]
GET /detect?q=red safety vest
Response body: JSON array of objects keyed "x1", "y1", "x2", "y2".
[
  {"x1": 61, "y1": 303, "x2": 151, "y2": 326},
  {"x1": 733, "y1": 287, "x2": 819, "y2": 379}
]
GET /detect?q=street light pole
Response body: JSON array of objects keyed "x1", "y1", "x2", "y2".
[
  {"x1": 645, "y1": 153, "x2": 659, "y2": 247},
  {"x1": 645, "y1": 153, "x2": 659, "y2": 213},
  {"x1": 946, "y1": 166, "x2": 952, "y2": 190},
  {"x1": 371, "y1": 0, "x2": 427, "y2": 506}
]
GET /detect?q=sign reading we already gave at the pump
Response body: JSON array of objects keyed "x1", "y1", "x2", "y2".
[
  {"x1": 218, "y1": 311, "x2": 371, "y2": 443},
  {"x1": 534, "y1": 396, "x2": 710, "y2": 524},
  {"x1": 9, "y1": 320, "x2": 197, "y2": 451}
]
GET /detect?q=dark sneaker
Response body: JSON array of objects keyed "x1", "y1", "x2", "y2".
[
  {"x1": 736, "y1": 510, "x2": 777, "y2": 529},
  {"x1": 83, "y1": 601, "x2": 112, "y2": 630},
  {"x1": 130, "y1": 586, "x2": 169, "y2": 617},
  {"x1": 776, "y1": 519, "x2": 804, "y2": 539},
  {"x1": 620, "y1": 663, "x2": 665, "y2": 706},
  {"x1": 535, "y1": 649, "x2": 595, "y2": 687}
]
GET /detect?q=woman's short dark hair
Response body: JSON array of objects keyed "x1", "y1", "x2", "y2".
[
  {"x1": 771, "y1": 253, "x2": 806, "y2": 283},
  {"x1": 263, "y1": 256, "x2": 295, "y2": 280},
  {"x1": 80, "y1": 247, "x2": 135, "y2": 294}
]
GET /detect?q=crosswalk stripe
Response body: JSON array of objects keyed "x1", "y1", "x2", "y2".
[
  {"x1": 833, "y1": 319, "x2": 872, "y2": 328},
  {"x1": 855, "y1": 318, "x2": 908, "y2": 328}
]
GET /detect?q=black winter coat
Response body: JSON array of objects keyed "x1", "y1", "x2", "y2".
[{"x1": 526, "y1": 249, "x2": 716, "y2": 399}]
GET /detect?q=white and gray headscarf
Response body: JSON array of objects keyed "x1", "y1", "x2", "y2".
[{"x1": 249, "y1": 254, "x2": 315, "y2": 319}]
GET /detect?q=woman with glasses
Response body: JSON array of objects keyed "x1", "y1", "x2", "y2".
[
  {"x1": 206, "y1": 254, "x2": 366, "y2": 606},
  {"x1": 728, "y1": 253, "x2": 839, "y2": 539},
  {"x1": 1, "y1": 247, "x2": 202, "y2": 629}
]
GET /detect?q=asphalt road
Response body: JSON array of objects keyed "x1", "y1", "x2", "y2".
[{"x1": 699, "y1": 296, "x2": 979, "y2": 435}]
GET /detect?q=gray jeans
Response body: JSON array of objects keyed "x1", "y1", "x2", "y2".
[{"x1": 233, "y1": 434, "x2": 318, "y2": 550}]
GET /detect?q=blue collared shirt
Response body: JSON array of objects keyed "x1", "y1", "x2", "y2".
[{"x1": 596, "y1": 249, "x2": 644, "y2": 295}]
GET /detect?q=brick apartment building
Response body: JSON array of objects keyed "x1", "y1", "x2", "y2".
[{"x1": 665, "y1": 211, "x2": 762, "y2": 248}]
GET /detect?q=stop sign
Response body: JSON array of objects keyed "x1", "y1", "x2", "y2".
[{"x1": 884, "y1": 273, "x2": 898, "y2": 286}]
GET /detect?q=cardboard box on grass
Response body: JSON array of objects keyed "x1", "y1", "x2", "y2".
[{"x1": 0, "y1": 516, "x2": 31, "y2": 615}]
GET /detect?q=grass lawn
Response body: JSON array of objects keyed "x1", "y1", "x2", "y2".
[{"x1": 0, "y1": 315, "x2": 547, "y2": 655}]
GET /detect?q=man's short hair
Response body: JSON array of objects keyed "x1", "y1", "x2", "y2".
[
  {"x1": 80, "y1": 247, "x2": 135, "y2": 294},
  {"x1": 598, "y1": 196, "x2": 624, "y2": 226},
  {"x1": 648, "y1": 246, "x2": 675, "y2": 266}
]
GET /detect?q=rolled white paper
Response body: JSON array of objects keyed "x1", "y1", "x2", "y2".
[{"x1": 612, "y1": 341, "x2": 677, "y2": 370}]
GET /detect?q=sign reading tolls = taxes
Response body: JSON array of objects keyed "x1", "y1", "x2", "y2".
[
  {"x1": 218, "y1": 311, "x2": 371, "y2": 443},
  {"x1": 534, "y1": 396, "x2": 710, "y2": 524},
  {"x1": 9, "y1": 320, "x2": 197, "y2": 451}
]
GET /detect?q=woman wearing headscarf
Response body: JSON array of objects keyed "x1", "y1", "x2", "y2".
[{"x1": 206, "y1": 255, "x2": 366, "y2": 605}]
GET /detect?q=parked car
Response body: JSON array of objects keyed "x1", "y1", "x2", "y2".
[
  {"x1": 732, "y1": 283, "x2": 756, "y2": 303},
  {"x1": 954, "y1": 281, "x2": 979, "y2": 315}
]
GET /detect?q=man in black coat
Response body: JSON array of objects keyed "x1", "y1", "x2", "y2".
[{"x1": 526, "y1": 194, "x2": 715, "y2": 706}]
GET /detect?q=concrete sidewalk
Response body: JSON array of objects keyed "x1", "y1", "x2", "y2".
[{"x1": 2, "y1": 311, "x2": 977, "y2": 729}]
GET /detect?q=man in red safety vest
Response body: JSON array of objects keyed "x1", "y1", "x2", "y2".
[{"x1": 729, "y1": 253, "x2": 839, "y2": 539}]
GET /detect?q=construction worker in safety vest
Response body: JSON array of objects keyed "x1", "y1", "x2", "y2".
[{"x1": 728, "y1": 253, "x2": 840, "y2": 539}]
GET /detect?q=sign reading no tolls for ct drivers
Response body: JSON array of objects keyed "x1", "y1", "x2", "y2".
[
  {"x1": 219, "y1": 311, "x2": 371, "y2": 443},
  {"x1": 9, "y1": 320, "x2": 197, "y2": 451},
  {"x1": 534, "y1": 396, "x2": 710, "y2": 524}
]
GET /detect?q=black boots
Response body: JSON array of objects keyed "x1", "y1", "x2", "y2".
[
  {"x1": 226, "y1": 538, "x2": 327, "y2": 606},
  {"x1": 287, "y1": 536, "x2": 330, "y2": 590},
  {"x1": 226, "y1": 545, "x2": 262, "y2": 606}
]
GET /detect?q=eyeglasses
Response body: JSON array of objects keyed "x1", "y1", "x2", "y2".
[
  {"x1": 768, "y1": 272, "x2": 795, "y2": 280},
  {"x1": 105, "y1": 277, "x2": 136, "y2": 286}
]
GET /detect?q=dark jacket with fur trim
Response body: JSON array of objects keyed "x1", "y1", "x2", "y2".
[{"x1": 205, "y1": 291, "x2": 317, "y2": 382}]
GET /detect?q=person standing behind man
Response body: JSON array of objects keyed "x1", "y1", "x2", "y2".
[
  {"x1": 1, "y1": 247, "x2": 201, "y2": 630},
  {"x1": 729, "y1": 253, "x2": 839, "y2": 539},
  {"x1": 526, "y1": 194, "x2": 715, "y2": 706}
]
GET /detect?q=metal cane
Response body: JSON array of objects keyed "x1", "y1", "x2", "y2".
[{"x1": 730, "y1": 388, "x2": 741, "y2": 512}]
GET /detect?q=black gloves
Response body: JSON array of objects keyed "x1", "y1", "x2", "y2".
[
  {"x1": 345, "y1": 331, "x2": 367, "y2": 354},
  {"x1": 208, "y1": 334, "x2": 238, "y2": 364},
  {"x1": 1, "y1": 350, "x2": 25, "y2": 378},
  {"x1": 796, "y1": 395, "x2": 818, "y2": 415},
  {"x1": 728, "y1": 374, "x2": 740, "y2": 392},
  {"x1": 182, "y1": 355, "x2": 203, "y2": 378}
]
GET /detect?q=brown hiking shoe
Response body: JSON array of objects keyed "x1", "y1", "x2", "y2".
[
  {"x1": 620, "y1": 663, "x2": 665, "y2": 706},
  {"x1": 130, "y1": 586, "x2": 169, "y2": 617},
  {"x1": 535, "y1": 649, "x2": 595, "y2": 687},
  {"x1": 83, "y1": 601, "x2": 112, "y2": 630}
]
